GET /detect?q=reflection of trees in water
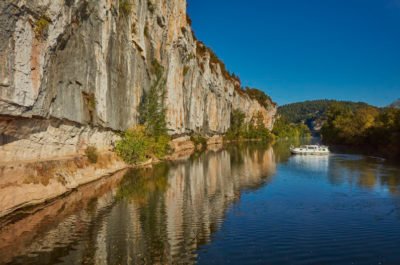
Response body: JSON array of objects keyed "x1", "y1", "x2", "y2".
[
  {"x1": 101, "y1": 146, "x2": 276, "y2": 264},
  {"x1": 328, "y1": 156, "x2": 400, "y2": 195},
  {"x1": 111, "y1": 146, "x2": 275, "y2": 264},
  {"x1": 116, "y1": 164, "x2": 170, "y2": 204},
  {"x1": 381, "y1": 173, "x2": 400, "y2": 195},
  {"x1": 1, "y1": 146, "x2": 276, "y2": 265}
]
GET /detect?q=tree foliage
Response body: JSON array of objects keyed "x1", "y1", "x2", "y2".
[
  {"x1": 243, "y1": 87, "x2": 273, "y2": 109},
  {"x1": 116, "y1": 60, "x2": 170, "y2": 164},
  {"x1": 116, "y1": 126, "x2": 170, "y2": 164},
  {"x1": 272, "y1": 116, "x2": 311, "y2": 139},
  {"x1": 139, "y1": 60, "x2": 168, "y2": 137},
  {"x1": 225, "y1": 110, "x2": 274, "y2": 143},
  {"x1": 85, "y1": 146, "x2": 98, "y2": 164},
  {"x1": 119, "y1": 0, "x2": 132, "y2": 16},
  {"x1": 321, "y1": 103, "x2": 400, "y2": 159},
  {"x1": 278, "y1": 99, "x2": 374, "y2": 124}
]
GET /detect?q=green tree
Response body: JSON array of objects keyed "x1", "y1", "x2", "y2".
[
  {"x1": 116, "y1": 60, "x2": 170, "y2": 164},
  {"x1": 139, "y1": 60, "x2": 168, "y2": 137},
  {"x1": 226, "y1": 109, "x2": 246, "y2": 139},
  {"x1": 226, "y1": 110, "x2": 274, "y2": 142},
  {"x1": 272, "y1": 116, "x2": 311, "y2": 139},
  {"x1": 321, "y1": 103, "x2": 400, "y2": 160}
]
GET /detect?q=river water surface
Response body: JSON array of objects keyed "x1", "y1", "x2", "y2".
[{"x1": 1, "y1": 141, "x2": 400, "y2": 265}]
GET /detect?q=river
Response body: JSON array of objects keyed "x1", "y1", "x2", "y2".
[{"x1": 1, "y1": 140, "x2": 400, "y2": 265}]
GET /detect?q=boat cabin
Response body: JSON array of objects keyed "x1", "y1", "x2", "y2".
[{"x1": 298, "y1": 145, "x2": 329, "y2": 152}]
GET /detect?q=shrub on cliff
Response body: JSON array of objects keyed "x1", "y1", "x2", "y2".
[
  {"x1": 226, "y1": 110, "x2": 246, "y2": 139},
  {"x1": 34, "y1": 16, "x2": 50, "y2": 39},
  {"x1": 245, "y1": 112, "x2": 275, "y2": 142},
  {"x1": 243, "y1": 87, "x2": 274, "y2": 109},
  {"x1": 85, "y1": 146, "x2": 98, "y2": 164},
  {"x1": 190, "y1": 134, "x2": 207, "y2": 149},
  {"x1": 119, "y1": 0, "x2": 132, "y2": 15},
  {"x1": 116, "y1": 126, "x2": 170, "y2": 164},
  {"x1": 116, "y1": 60, "x2": 170, "y2": 164},
  {"x1": 139, "y1": 60, "x2": 168, "y2": 137}
]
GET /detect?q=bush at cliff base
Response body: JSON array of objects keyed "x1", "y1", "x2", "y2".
[{"x1": 115, "y1": 126, "x2": 170, "y2": 164}]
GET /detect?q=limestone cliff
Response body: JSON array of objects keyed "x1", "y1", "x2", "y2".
[{"x1": 0, "y1": 0, "x2": 276, "y2": 162}]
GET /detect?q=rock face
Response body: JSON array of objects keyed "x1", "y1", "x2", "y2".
[
  {"x1": 0, "y1": 0, "x2": 276, "y2": 162},
  {"x1": 0, "y1": 152, "x2": 127, "y2": 218}
]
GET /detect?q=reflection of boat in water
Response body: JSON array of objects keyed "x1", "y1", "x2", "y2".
[
  {"x1": 290, "y1": 145, "x2": 330, "y2": 155},
  {"x1": 289, "y1": 153, "x2": 330, "y2": 172}
]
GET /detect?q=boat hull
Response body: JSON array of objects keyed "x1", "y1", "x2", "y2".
[{"x1": 290, "y1": 149, "x2": 330, "y2": 155}]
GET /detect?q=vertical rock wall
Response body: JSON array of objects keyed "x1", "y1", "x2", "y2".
[{"x1": 0, "y1": 0, "x2": 276, "y2": 161}]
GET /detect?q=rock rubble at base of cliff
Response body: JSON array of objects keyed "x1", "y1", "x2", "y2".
[{"x1": 0, "y1": 0, "x2": 276, "y2": 162}]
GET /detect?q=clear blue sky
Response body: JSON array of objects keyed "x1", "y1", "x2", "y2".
[{"x1": 187, "y1": 0, "x2": 400, "y2": 107}]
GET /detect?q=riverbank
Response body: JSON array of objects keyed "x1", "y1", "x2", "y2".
[
  {"x1": 0, "y1": 135, "x2": 225, "y2": 220},
  {"x1": 0, "y1": 144, "x2": 276, "y2": 264},
  {"x1": 0, "y1": 152, "x2": 126, "y2": 220}
]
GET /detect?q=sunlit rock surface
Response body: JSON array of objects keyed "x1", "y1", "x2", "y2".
[
  {"x1": 0, "y1": 0, "x2": 276, "y2": 162},
  {"x1": 0, "y1": 152, "x2": 126, "y2": 218}
]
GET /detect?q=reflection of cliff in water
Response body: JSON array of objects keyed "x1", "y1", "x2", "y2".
[{"x1": 0, "y1": 146, "x2": 276, "y2": 265}]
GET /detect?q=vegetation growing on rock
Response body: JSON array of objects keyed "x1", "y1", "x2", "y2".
[
  {"x1": 243, "y1": 87, "x2": 274, "y2": 109},
  {"x1": 147, "y1": 0, "x2": 155, "y2": 13},
  {"x1": 85, "y1": 146, "x2": 98, "y2": 164},
  {"x1": 225, "y1": 110, "x2": 274, "y2": 143},
  {"x1": 116, "y1": 60, "x2": 170, "y2": 164},
  {"x1": 119, "y1": 0, "x2": 132, "y2": 15},
  {"x1": 116, "y1": 126, "x2": 170, "y2": 164},
  {"x1": 34, "y1": 16, "x2": 50, "y2": 39},
  {"x1": 190, "y1": 134, "x2": 207, "y2": 150},
  {"x1": 194, "y1": 40, "x2": 274, "y2": 110}
]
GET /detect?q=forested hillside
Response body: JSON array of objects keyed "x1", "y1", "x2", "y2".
[
  {"x1": 278, "y1": 100, "x2": 374, "y2": 124},
  {"x1": 321, "y1": 103, "x2": 400, "y2": 160}
]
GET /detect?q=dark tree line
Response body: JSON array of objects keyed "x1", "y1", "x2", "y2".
[{"x1": 321, "y1": 103, "x2": 400, "y2": 160}]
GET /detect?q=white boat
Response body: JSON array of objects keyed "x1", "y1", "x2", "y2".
[{"x1": 290, "y1": 145, "x2": 330, "y2": 155}]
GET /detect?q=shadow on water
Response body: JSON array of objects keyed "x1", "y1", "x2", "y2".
[{"x1": 0, "y1": 145, "x2": 276, "y2": 265}]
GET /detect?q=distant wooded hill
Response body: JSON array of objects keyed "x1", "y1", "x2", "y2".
[
  {"x1": 277, "y1": 99, "x2": 400, "y2": 159},
  {"x1": 278, "y1": 100, "x2": 375, "y2": 124},
  {"x1": 277, "y1": 100, "x2": 379, "y2": 134}
]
